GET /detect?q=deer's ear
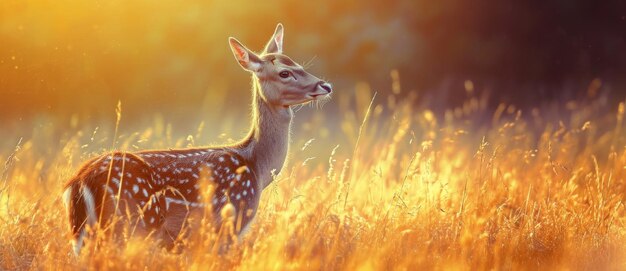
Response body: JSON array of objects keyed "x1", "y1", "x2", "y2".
[
  {"x1": 229, "y1": 37, "x2": 262, "y2": 72},
  {"x1": 263, "y1": 23, "x2": 283, "y2": 54}
]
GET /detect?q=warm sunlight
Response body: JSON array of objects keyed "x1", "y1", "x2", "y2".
[{"x1": 1, "y1": 1, "x2": 626, "y2": 270}]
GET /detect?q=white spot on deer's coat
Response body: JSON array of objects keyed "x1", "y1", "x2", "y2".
[
  {"x1": 150, "y1": 217, "x2": 155, "y2": 224},
  {"x1": 243, "y1": 190, "x2": 247, "y2": 196},
  {"x1": 236, "y1": 194, "x2": 241, "y2": 200},
  {"x1": 111, "y1": 177, "x2": 120, "y2": 186},
  {"x1": 73, "y1": 229, "x2": 86, "y2": 256},
  {"x1": 245, "y1": 180, "x2": 250, "y2": 187},
  {"x1": 219, "y1": 156, "x2": 225, "y2": 162},
  {"x1": 142, "y1": 189, "x2": 148, "y2": 197},
  {"x1": 82, "y1": 187, "x2": 97, "y2": 224},
  {"x1": 192, "y1": 173, "x2": 199, "y2": 179},
  {"x1": 104, "y1": 186, "x2": 115, "y2": 196},
  {"x1": 62, "y1": 186, "x2": 72, "y2": 211},
  {"x1": 133, "y1": 184, "x2": 139, "y2": 194}
]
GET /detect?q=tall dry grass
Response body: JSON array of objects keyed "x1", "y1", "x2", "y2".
[{"x1": 1, "y1": 76, "x2": 625, "y2": 270}]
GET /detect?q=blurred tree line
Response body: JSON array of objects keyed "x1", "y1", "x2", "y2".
[{"x1": 0, "y1": 0, "x2": 624, "y2": 122}]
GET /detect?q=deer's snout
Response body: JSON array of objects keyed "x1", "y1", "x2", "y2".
[{"x1": 318, "y1": 82, "x2": 333, "y2": 93}]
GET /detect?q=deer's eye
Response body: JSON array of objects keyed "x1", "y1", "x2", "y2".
[{"x1": 279, "y1": 71, "x2": 291, "y2": 78}]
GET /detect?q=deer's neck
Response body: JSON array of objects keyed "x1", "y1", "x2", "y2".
[{"x1": 236, "y1": 78, "x2": 292, "y2": 190}]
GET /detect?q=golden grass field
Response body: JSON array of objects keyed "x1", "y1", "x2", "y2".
[{"x1": 1, "y1": 80, "x2": 626, "y2": 270}]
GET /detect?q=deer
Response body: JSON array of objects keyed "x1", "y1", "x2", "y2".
[{"x1": 62, "y1": 23, "x2": 332, "y2": 256}]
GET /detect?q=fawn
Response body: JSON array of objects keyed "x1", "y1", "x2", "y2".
[{"x1": 62, "y1": 23, "x2": 332, "y2": 255}]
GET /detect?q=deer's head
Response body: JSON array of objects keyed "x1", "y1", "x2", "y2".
[{"x1": 229, "y1": 24, "x2": 332, "y2": 108}]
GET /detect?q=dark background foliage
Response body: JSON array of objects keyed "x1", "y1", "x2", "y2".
[{"x1": 1, "y1": 0, "x2": 624, "y2": 123}]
